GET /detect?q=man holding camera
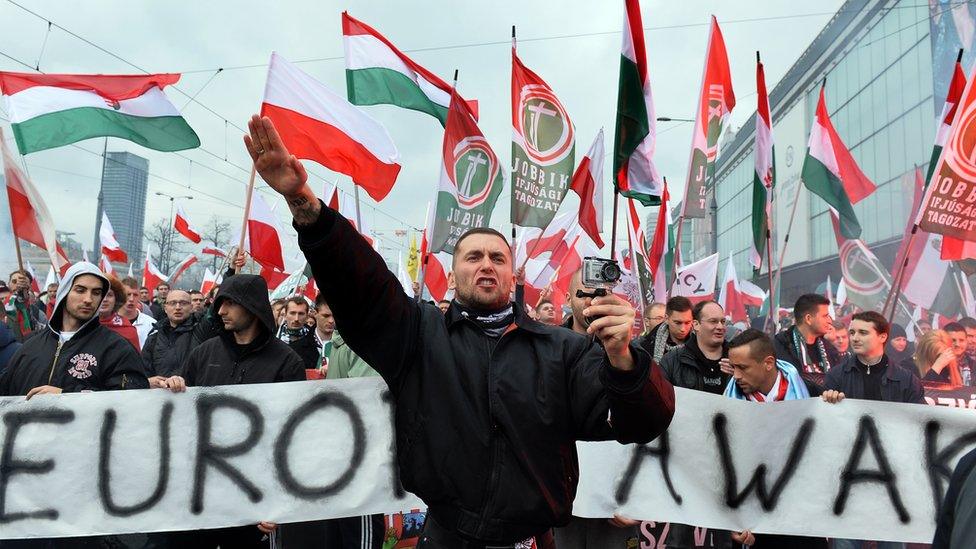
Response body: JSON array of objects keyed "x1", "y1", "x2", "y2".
[{"x1": 244, "y1": 115, "x2": 675, "y2": 549}]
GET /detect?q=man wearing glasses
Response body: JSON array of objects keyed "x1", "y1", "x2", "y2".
[
  {"x1": 142, "y1": 289, "x2": 197, "y2": 386},
  {"x1": 658, "y1": 300, "x2": 731, "y2": 394}
]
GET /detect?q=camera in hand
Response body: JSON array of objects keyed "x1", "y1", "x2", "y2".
[{"x1": 578, "y1": 257, "x2": 621, "y2": 327}]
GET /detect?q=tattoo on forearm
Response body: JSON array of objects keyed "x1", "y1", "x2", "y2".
[{"x1": 287, "y1": 192, "x2": 320, "y2": 226}]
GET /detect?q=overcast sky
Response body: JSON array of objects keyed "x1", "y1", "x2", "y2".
[{"x1": 0, "y1": 0, "x2": 847, "y2": 273}]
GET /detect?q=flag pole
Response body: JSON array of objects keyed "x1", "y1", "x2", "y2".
[
  {"x1": 883, "y1": 165, "x2": 921, "y2": 320},
  {"x1": 237, "y1": 164, "x2": 257, "y2": 256},
  {"x1": 669, "y1": 214, "x2": 684, "y2": 292},
  {"x1": 511, "y1": 25, "x2": 526, "y2": 311}
]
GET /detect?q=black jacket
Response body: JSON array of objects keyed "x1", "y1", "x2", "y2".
[
  {"x1": 659, "y1": 334, "x2": 730, "y2": 393},
  {"x1": 297, "y1": 202, "x2": 675, "y2": 544},
  {"x1": 824, "y1": 354, "x2": 925, "y2": 403},
  {"x1": 0, "y1": 264, "x2": 149, "y2": 396},
  {"x1": 773, "y1": 326, "x2": 841, "y2": 373},
  {"x1": 288, "y1": 329, "x2": 320, "y2": 370},
  {"x1": 142, "y1": 316, "x2": 198, "y2": 377},
  {"x1": 183, "y1": 274, "x2": 305, "y2": 387}
]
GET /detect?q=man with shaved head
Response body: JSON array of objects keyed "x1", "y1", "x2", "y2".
[
  {"x1": 244, "y1": 115, "x2": 675, "y2": 548},
  {"x1": 142, "y1": 288, "x2": 197, "y2": 385}
]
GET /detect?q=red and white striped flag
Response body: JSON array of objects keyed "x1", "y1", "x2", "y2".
[
  {"x1": 201, "y1": 246, "x2": 226, "y2": 258},
  {"x1": 169, "y1": 254, "x2": 198, "y2": 284},
  {"x1": 99, "y1": 254, "x2": 115, "y2": 275},
  {"x1": 200, "y1": 268, "x2": 220, "y2": 295},
  {"x1": 569, "y1": 129, "x2": 605, "y2": 248},
  {"x1": 646, "y1": 181, "x2": 672, "y2": 303},
  {"x1": 1, "y1": 128, "x2": 70, "y2": 274},
  {"x1": 142, "y1": 253, "x2": 168, "y2": 299},
  {"x1": 174, "y1": 202, "x2": 201, "y2": 243},
  {"x1": 261, "y1": 52, "x2": 400, "y2": 202},
  {"x1": 246, "y1": 192, "x2": 285, "y2": 272},
  {"x1": 24, "y1": 260, "x2": 39, "y2": 294},
  {"x1": 99, "y1": 211, "x2": 128, "y2": 263}
]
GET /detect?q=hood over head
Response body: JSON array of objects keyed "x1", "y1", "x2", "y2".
[
  {"x1": 212, "y1": 274, "x2": 275, "y2": 335},
  {"x1": 50, "y1": 262, "x2": 109, "y2": 333}
]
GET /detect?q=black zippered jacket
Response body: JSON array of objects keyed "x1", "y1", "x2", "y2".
[
  {"x1": 296, "y1": 201, "x2": 675, "y2": 544},
  {"x1": 0, "y1": 263, "x2": 148, "y2": 396},
  {"x1": 182, "y1": 274, "x2": 306, "y2": 387}
]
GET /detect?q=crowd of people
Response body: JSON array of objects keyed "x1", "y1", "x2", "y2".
[{"x1": 0, "y1": 114, "x2": 971, "y2": 548}]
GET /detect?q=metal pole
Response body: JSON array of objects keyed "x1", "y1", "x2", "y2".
[{"x1": 609, "y1": 190, "x2": 621, "y2": 259}]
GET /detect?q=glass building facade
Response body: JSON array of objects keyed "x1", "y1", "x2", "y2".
[
  {"x1": 94, "y1": 151, "x2": 148, "y2": 264},
  {"x1": 698, "y1": 0, "x2": 950, "y2": 301}
]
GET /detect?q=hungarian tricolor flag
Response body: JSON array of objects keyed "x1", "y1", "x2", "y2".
[
  {"x1": 246, "y1": 192, "x2": 285, "y2": 273},
  {"x1": 342, "y1": 12, "x2": 477, "y2": 125},
  {"x1": 174, "y1": 203, "x2": 201, "y2": 244},
  {"x1": 0, "y1": 72, "x2": 199, "y2": 154},
  {"x1": 801, "y1": 85, "x2": 875, "y2": 239},
  {"x1": 568, "y1": 129, "x2": 605, "y2": 248},
  {"x1": 750, "y1": 53, "x2": 775, "y2": 269},
  {"x1": 1, "y1": 128, "x2": 70, "y2": 274},
  {"x1": 168, "y1": 254, "x2": 198, "y2": 284},
  {"x1": 99, "y1": 211, "x2": 128, "y2": 263},
  {"x1": 613, "y1": 0, "x2": 662, "y2": 206},
  {"x1": 142, "y1": 253, "x2": 168, "y2": 300},
  {"x1": 511, "y1": 48, "x2": 575, "y2": 229},
  {"x1": 430, "y1": 90, "x2": 504, "y2": 254},
  {"x1": 932, "y1": 53, "x2": 974, "y2": 259},
  {"x1": 682, "y1": 16, "x2": 735, "y2": 219},
  {"x1": 261, "y1": 52, "x2": 400, "y2": 202}
]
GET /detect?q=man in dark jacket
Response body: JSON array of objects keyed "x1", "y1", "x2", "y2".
[
  {"x1": 244, "y1": 114, "x2": 675, "y2": 548},
  {"x1": 282, "y1": 295, "x2": 319, "y2": 369},
  {"x1": 162, "y1": 273, "x2": 304, "y2": 547},
  {"x1": 149, "y1": 282, "x2": 170, "y2": 321},
  {"x1": 0, "y1": 262, "x2": 148, "y2": 398},
  {"x1": 774, "y1": 293, "x2": 840, "y2": 374},
  {"x1": 659, "y1": 300, "x2": 731, "y2": 394},
  {"x1": 933, "y1": 445, "x2": 976, "y2": 548},
  {"x1": 636, "y1": 296, "x2": 693, "y2": 364},
  {"x1": 143, "y1": 289, "x2": 198, "y2": 384},
  {"x1": 823, "y1": 311, "x2": 925, "y2": 405},
  {"x1": 0, "y1": 322, "x2": 21, "y2": 377}
]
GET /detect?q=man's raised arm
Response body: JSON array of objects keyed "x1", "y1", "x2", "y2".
[{"x1": 244, "y1": 115, "x2": 419, "y2": 385}]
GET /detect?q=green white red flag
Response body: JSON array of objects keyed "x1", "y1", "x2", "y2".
[
  {"x1": 511, "y1": 48, "x2": 575, "y2": 228},
  {"x1": 613, "y1": 0, "x2": 662, "y2": 206},
  {"x1": 801, "y1": 85, "x2": 876, "y2": 239},
  {"x1": 0, "y1": 71, "x2": 199, "y2": 154},
  {"x1": 750, "y1": 54, "x2": 775, "y2": 268},
  {"x1": 342, "y1": 12, "x2": 477, "y2": 125},
  {"x1": 681, "y1": 16, "x2": 735, "y2": 219},
  {"x1": 429, "y1": 91, "x2": 504, "y2": 254}
]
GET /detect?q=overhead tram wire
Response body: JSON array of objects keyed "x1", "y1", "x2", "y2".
[
  {"x1": 0, "y1": 0, "x2": 423, "y2": 232},
  {"x1": 0, "y1": 44, "x2": 422, "y2": 234}
]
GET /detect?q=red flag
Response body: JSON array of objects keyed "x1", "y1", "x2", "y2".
[
  {"x1": 174, "y1": 203, "x2": 202, "y2": 244},
  {"x1": 169, "y1": 254, "x2": 198, "y2": 284},
  {"x1": 260, "y1": 265, "x2": 291, "y2": 290},
  {"x1": 569, "y1": 129, "x2": 605, "y2": 248},
  {"x1": 142, "y1": 253, "x2": 168, "y2": 299},
  {"x1": 202, "y1": 246, "x2": 226, "y2": 258},
  {"x1": 424, "y1": 252, "x2": 449, "y2": 302},
  {"x1": 200, "y1": 268, "x2": 219, "y2": 296},
  {"x1": 718, "y1": 254, "x2": 748, "y2": 323},
  {"x1": 246, "y1": 193, "x2": 285, "y2": 272},
  {"x1": 99, "y1": 211, "x2": 128, "y2": 263}
]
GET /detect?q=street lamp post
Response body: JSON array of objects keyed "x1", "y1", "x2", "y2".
[{"x1": 155, "y1": 191, "x2": 193, "y2": 271}]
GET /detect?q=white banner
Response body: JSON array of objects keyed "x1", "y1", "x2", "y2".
[{"x1": 2, "y1": 379, "x2": 975, "y2": 542}]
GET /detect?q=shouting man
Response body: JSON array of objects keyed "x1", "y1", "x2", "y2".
[{"x1": 243, "y1": 115, "x2": 675, "y2": 548}]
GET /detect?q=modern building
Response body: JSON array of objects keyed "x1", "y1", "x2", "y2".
[
  {"x1": 93, "y1": 151, "x2": 148, "y2": 265},
  {"x1": 679, "y1": 0, "x2": 969, "y2": 306}
]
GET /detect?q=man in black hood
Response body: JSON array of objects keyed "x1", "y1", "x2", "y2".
[
  {"x1": 0, "y1": 262, "x2": 148, "y2": 397},
  {"x1": 162, "y1": 273, "x2": 305, "y2": 547}
]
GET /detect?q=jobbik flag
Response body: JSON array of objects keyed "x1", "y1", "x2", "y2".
[
  {"x1": 918, "y1": 61, "x2": 976, "y2": 248},
  {"x1": 681, "y1": 16, "x2": 735, "y2": 219},
  {"x1": 0, "y1": 72, "x2": 199, "y2": 154},
  {"x1": 613, "y1": 0, "x2": 663, "y2": 206},
  {"x1": 429, "y1": 91, "x2": 504, "y2": 254},
  {"x1": 511, "y1": 48, "x2": 575, "y2": 229}
]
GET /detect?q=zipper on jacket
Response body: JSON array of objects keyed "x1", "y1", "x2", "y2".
[
  {"x1": 47, "y1": 340, "x2": 64, "y2": 385},
  {"x1": 477, "y1": 332, "x2": 507, "y2": 537}
]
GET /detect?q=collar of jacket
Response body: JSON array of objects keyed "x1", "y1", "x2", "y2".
[
  {"x1": 445, "y1": 300, "x2": 549, "y2": 335},
  {"x1": 841, "y1": 354, "x2": 897, "y2": 381}
]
